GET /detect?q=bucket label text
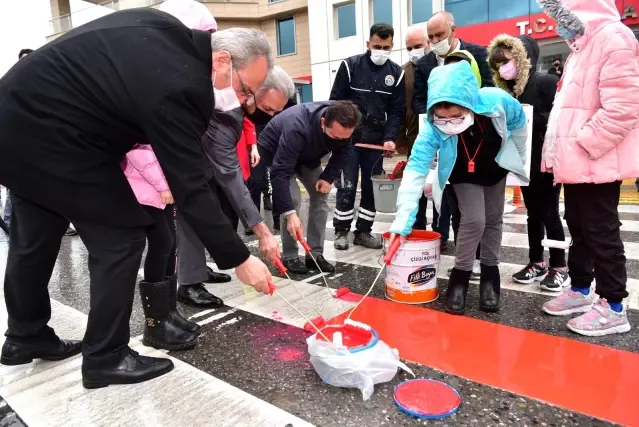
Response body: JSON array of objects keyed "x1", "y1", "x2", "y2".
[{"x1": 407, "y1": 266, "x2": 436, "y2": 285}]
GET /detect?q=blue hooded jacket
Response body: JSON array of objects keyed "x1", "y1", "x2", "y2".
[{"x1": 390, "y1": 61, "x2": 530, "y2": 236}]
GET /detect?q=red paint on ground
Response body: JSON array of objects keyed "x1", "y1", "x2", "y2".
[
  {"x1": 329, "y1": 297, "x2": 639, "y2": 426},
  {"x1": 276, "y1": 347, "x2": 305, "y2": 362}
]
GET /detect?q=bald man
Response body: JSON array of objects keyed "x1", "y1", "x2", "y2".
[
  {"x1": 412, "y1": 11, "x2": 492, "y2": 116},
  {"x1": 396, "y1": 25, "x2": 428, "y2": 155}
]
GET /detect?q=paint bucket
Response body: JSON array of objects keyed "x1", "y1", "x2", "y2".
[
  {"x1": 371, "y1": 174, "x2": 402, "y2": 213},
  {"x1": 382, "y1": 230, "x2": 441, "y2": 304}
]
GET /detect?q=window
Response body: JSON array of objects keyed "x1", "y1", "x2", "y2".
[
  {"x1": 336, "y1": 3, "x2": 356, "y2": 39},
  {"x1": 445, "y1": 0, "x2": 488, "y2": 27},
  {"x1": 488, "y1": 0, "x2": 533, "y2": 21},
  {"x1": 411, "y1": 0, "x2": 432, "y2": 24},
  {"x1": 297, "y1": 83, "x2": 313, "y2": 103},
  {"x1": 372, "y1": 0, "x2": 392, "y2": 24},
  {"x1": 276, "y1": 17, "x2": 296, "y2": 56},
  {"x1": 529, "y1": 0, "x2": 543, "y2": 14}
]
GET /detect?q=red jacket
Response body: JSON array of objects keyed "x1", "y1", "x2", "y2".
[{"x1": 236, "y1": 118, "x2": 256, "y2": 181}]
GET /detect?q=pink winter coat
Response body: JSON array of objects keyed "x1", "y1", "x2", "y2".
[
  {"x1": 122, "y1": 145, "x2": 170, "y2": 210},
  {"x1": 541, "y1": 0, "x2": 639, "y2": 184}
]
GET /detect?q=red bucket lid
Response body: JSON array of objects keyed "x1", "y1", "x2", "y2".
[
  {"x1": 316, "y1": 324, "x2": 378, "y2": 353},
  {"x1": 394, "y1": 379, "x2": 461, "y2": 419}
]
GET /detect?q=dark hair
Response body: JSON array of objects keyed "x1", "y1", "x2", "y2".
[
  {"x1": 370, "y1": 23, "x2": 394, "y2": 40},
  {"x1": 325, "y1": 101, "x2": 361, "y2": 129},
  {"x1": 444, "y1": 55, "x2": 471, "y2": 66},
  {"x1": 488, "y1": 46, "x2": 510, "y2": 69},
  {"x1": 429, "y1": 101, "x2": 461, "y2": 114},
  {"x1": 18, "y1": 49, "x2": 33, "y2": 59}
]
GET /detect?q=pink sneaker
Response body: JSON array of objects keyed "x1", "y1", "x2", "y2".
[
  {"x1": 542, "y1": 288, "x2": 596, "y2": 316},
  {"x1": 567, "y1": 299, "x2": 631, "y2": 337}
]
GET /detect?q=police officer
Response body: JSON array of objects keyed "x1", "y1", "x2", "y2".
[{"x1": 330, "y1": 23, "x2": 405, "y2": 250}]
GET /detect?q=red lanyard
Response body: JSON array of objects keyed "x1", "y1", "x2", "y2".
[{"x1": 458, "y1": 118, "x2": 483, "y2": 173}]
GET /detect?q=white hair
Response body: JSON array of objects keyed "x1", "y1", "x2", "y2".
[
  {"x1": 406, "y1": 24, "x2": 428, "y2": 40},
  {"x1": 256, "y1": 65, "x2": 295, "y2": 98},
  {"x1": 210, "y1": 28, "x2": 274, "y2": 70},
  {"x1": 430, "y1": 11, "x2": 455, "y2": 27}
]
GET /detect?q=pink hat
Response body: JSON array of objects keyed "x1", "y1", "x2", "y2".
[{"x1": 159, "y1": 0, "x2": 218, "y2": 32}]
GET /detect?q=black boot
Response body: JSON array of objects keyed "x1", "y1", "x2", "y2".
[
  {"x1": 479, "y1": 264, "x2": 500, "y2": 312},
  {"x1": 139, "y1": 280, "x2": 198, "y2": 351},
  {"x1": 446, "y1": 268, "x2": 472, "y2": 315},
  {"x1": 82, "y1": 348, "x2": 174, "y2": 389},
  {"x1": 167, "y1": 277, "x2": 201, "y2": 335}
]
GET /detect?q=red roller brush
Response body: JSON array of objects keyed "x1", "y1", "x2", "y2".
[
  {"x1": 297, "y1": 233, "x2": 350, "y2": 298},
  {"x1": 272, "y1": 256, "x2": 327, "y2": 332}
]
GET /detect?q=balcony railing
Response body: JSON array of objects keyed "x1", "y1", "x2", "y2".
[{"x1": 49, "y1": 0, "x2": 259, "y2": 35}]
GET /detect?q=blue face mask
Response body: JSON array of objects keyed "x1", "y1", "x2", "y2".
[{"x1": 557, "y1": 25, "x2": 578, "y2": 40}]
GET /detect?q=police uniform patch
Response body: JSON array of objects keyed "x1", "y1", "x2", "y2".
[{"x1": 384, "y1": 75, "x2": 395, "y2": 86}]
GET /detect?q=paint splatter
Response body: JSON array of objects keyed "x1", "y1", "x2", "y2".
[{"x1": 275, "y1": 347, "x2": 305, "y2": 362}]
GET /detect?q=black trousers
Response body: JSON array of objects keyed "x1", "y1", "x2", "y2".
[
  {"x1": 521, "y1": 173, "x2": 565, "y2": 267},
  {"x1": 247, "y1": 159, "x2": 278, "y2": 224},
  {"x1": 142, "y1": 205, "x2": 175, "y2": 282},
  {"x1": 449, "y1": 185, "x2": 480, "y2": 259},
  {"x1": 3, "y1": 192, "x2": 146, "y2": 368},
  {"x1": 564, "y1": 182, "x2": 628, "y2": 302}
]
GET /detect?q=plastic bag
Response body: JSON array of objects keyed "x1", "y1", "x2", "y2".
[{"x1": 307, "y1": 334, "x2": 414, "y2": 400}]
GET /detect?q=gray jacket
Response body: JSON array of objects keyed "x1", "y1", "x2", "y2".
[{"x1": 202, "y1": 107, "x2": 262, "y2": 229}]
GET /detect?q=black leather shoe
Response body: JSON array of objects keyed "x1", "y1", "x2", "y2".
[
  {"x1": 204, "y1": 267, "x2": 231, "y2": 283},
  {"x1": 283, "y1": 258, "x2": 310, "y2": 274},
  {"x1": 446, "y1": 268, "x2": 472, "y2": 315},
  {"x1": 305, "y1": 255, "x2": 336, "y2": 273},
  {"x1": 177, "y1": 283, "x2": 224, "y2": 307},
  {"x1": 166, "y1": 277, "x2": 201, "y2": 335},
  {"x1": 479, "y1": 264, "x2": 501, "y2": 312},
  {"x1": 82, "y1": 349, "x2": 174, "y2": 389},
  {"x1": 1, "y1": 337, "x2": 82, "y2": 366}
]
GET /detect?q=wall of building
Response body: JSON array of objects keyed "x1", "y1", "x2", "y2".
[{"x1": 309, "y1": 0, "x2": 441, "y2": 102}]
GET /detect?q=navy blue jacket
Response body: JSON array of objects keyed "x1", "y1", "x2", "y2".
[
  {"x1": 329, "y1": 52, "x2": 405, "y2": 145},
  {"x1": 258, "y1": 101, "x2": 351, "y2": 214}
]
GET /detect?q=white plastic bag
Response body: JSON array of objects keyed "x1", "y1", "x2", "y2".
[{"x1": 307, "y1": 334, "x2": 414, "y2": 400}]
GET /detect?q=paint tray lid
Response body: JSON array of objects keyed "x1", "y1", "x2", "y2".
[
  {"x1": 316, "y1": 324, "x2": 379, "y2": 353},
  {"x1": 394, "y1": 379, "x2": 461, "y2": 419}
]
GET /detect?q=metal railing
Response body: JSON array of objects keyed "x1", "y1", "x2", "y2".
[{"x1": 49, "y1": 0, "x2": 259, "y2": 35}]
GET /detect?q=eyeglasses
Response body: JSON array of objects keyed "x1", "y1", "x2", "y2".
[
  {"x1": 432, "y1": 117, "x2": 465, "y2": 126},
  {"x1": 233, "y1": 68, "x2": 255, "y2": 99}
]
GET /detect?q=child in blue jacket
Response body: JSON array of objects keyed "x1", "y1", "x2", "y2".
[{"x1": 390, "y1": 61, "x2": 529, "y2": 315}]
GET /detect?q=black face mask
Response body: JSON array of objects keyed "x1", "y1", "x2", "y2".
[
  {"x1": 247, "y1": 107, "x2": 273, "y2": 126},
  {"x1": 323, "y1": 132, "x2": 348, "y2": 151}
]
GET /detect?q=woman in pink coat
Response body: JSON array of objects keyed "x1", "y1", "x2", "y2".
[{"x1": 538, "y1": 0, "x2": 639, "y2": 336}]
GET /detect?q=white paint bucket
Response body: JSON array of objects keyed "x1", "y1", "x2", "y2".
[{"x1": 382, "y1": 230, "x2": 441, "y2": 304}]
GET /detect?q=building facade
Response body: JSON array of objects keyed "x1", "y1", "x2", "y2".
[
  {"x1": 309, "y1": 0, "x2": 639, "y2": 101},
  {"x1": 47, "y1": 0, "x2": 314, "y2": 103}
]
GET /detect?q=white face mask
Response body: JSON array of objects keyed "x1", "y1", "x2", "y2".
[
  {"x1": 213, "y1": 60, "x2": 241, "y2": 112},
  {"x1": 433, "y1": 112, "x2": 474, "y2": 135},
  {"x1": 408, "y1": 48, "x2": 425, "y2": 64},
  {"x1": 370, "y1": 49, "x2": 390, "y2": 66},
  {"x1": 432, "y1": 33, "x2": 452, "y2": 57}
]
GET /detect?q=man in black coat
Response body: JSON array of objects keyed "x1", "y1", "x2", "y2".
[
  {"x1": 258, "y1": 101, "x2": 358, "y2": 273},
  {"x1": 0, "y1": 9, "x2": 273, "y2": 388}
]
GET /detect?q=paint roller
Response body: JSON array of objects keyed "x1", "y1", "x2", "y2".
[
  {"x1": 296, "y1": 232, "x2": 350, "y2": 298},
  {"x1": 272, "y1": 256, "x2": 328, "y2": 332}
]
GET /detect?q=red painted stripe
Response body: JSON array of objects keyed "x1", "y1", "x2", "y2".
[{"x1": 329, "y1": 297, "x2": 639, "y2": 426}]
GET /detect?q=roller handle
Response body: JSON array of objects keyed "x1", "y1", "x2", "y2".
[
  {"x1": 384, "y1": 237, "x2": 402, "y2": 265},
  {"x1": 297, "y1": 232, "x2": 312, "y2": 253},
  {"x1": 267, "y1": 280, "x2": 278, "y2": 296},
  {"x1": 273, "y1": 257, "x2": 288, "y2": 275}
]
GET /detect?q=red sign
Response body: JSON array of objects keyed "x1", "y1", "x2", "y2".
[{"x1": 455, "y1": 0, "x2": 639, "y2": 47}]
